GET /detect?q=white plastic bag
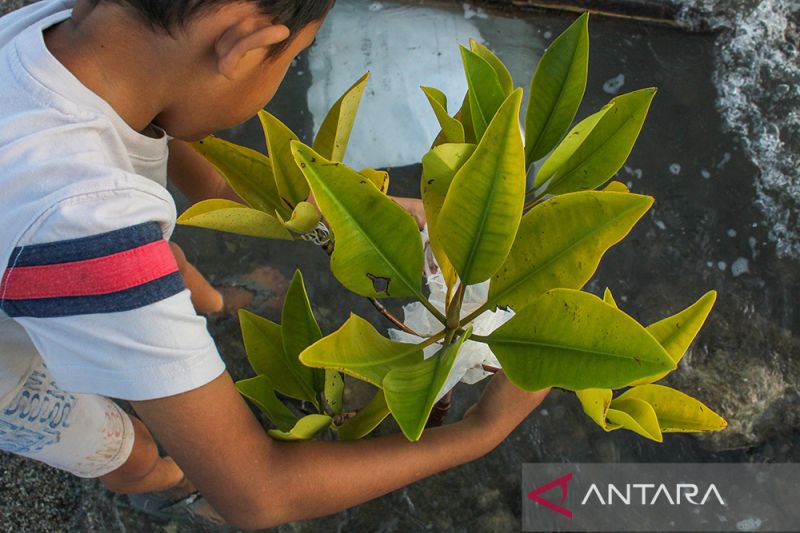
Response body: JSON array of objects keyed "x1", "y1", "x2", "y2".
[{"x1": 387, "y1": 227, "x2": 513, "y2": 401}]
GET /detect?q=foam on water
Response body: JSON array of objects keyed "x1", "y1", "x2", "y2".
[{"x1": 673, "y1": 0, "x2": 800, "y2": 258}]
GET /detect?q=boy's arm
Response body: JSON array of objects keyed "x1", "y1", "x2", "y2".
[
  {"x1": 131, "y1": 371, "x2": 548, "y2": 530},
  {"x1": 168, "y1": 139, "x2": 243, "y2": 204}
]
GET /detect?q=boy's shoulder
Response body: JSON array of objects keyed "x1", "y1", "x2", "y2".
[{"x1": 0, "y1": 1, "x2": 175, "y2": 263}]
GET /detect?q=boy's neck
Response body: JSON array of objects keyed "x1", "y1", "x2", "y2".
[{"x1": 43, "y1": 1, "x2": 191, "y2": 138}]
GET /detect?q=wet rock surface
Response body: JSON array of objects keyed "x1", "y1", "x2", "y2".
[{"x1": 1, "y1": 0, "x2": 798, "y2": 531}]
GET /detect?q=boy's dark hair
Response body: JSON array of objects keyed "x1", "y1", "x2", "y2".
[{"x1": 90, "y1": 0, "x2": 334, "y2": 52}]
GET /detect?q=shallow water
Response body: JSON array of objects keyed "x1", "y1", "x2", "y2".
[{"x1": 673, "y1": 0, "x2": 800, "y2": 259}]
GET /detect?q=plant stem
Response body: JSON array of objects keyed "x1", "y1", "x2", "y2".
[
  {"x1": 468, "y1": 333, "x2": 492, "y2": 343},
  {"x1": 460, "y1": 302, "x2": 491, "y2": 326},
  {"x1": 482, "y1": 363, "x2": 500, "y2": 373},
  {"x1": 367, "y1": 297, "x2": 420, "y2": 336},
  {"x1": 426, "y1": 389, "x2": 453, "y2": 428},
  {"x1": 446, "y1": 282, "x2": 466, "y2": 330},
  {"x1": 416, "y1": 293, "x2": 448, "y2": 325}
]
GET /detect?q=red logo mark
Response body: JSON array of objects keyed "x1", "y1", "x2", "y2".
[{"x1": 528, "y1": 472, "x2": 573, "y2": 518}]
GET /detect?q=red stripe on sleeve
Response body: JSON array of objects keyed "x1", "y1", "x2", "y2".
[{"x1": 0, "y1": 240, "x2": 179, "y2": 300}]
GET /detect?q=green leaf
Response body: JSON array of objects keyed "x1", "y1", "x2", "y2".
[
  {"x1": 606, "y1": 397, "x2": 663, "y2": 442},
  {"x1": 335, "y1": 389, "x2": 391, "y2": 441},
  {"x1": 603, "y1": 180, "x2": 629, "y2": 193},
  {"x1": 421, "y1": 143, "x2": 477, "y2": 292},
  {"x1": 603, "y1": 287, "x2": 618, "y2": 307},
  {"x1": 488, "y1": 191, "x2": 653, "y2": 311},
  {"x1": 177, "y1": 199, "x2": 293, "y2": 240},
  {"x1": 236, "y1": 376, "x2": 298, "y2": 432},
  {"x1": 525, "y1": 13, "x2": 590, "y2": 166},
  {"x1": 268, "y1": 414, "x2": 332, "y2": 441},
  {"x1": 455, "y1": 92, "x2": 477, "y2": 144},
  {"x1": 238, "y1": 309, "x2": 315, "y2": 402},
  {"x1": 629, "y1": 291, "x2": 718, "y2": 385},
  {"x1": 276, "y1": 201, "x2": 322, "y2": 234},
  {"x1": 359, "y1": 168, "x2": 390, "y2": 193},
  {"x1": 617, "y1": 384, "x2": 727, "y2": 432},
  {"x1": 291, "y1": 142, "x2": 425, "y2": 299},
  {"x1": 536, "y1": 88, "x2": 657, "y2": 195},
  {"x1": 469, "y1": 39, "x2": 514, "y2": 96},
  {"x1": 575, "y1": 388, "x2": 616, "y2": 429},
  {"x1": 192, "y1": 136, "x2": 287, "y2": 217},
  {"x1": 324, "y1": 370, "x2": 345, "y2": 416},
  {"x1": 533, "y1": 105, "x2": 610, "y2": 189},
  {"x1": 313, "y1": 72, "x2": 370, "y2": 162},
  {"x1": 259, "y1": 110, "x2": 310, "y2": 207},
  {"x1": 461, "y1": 47, "x2": 508, "y2": 140},
  {"x1": 299, "y1": 313, "x2": 422, "y2": 387},
  {"x1": 282, "y1": 270, "x2": 325, "y2": 398},
  {"x1": 383, "y1": 329, "x2": 471, "y2": 441},
  {"x1": 438, "y1": 89, "x2": 526, "y2": 285},
  {"x1": 421, "y1": 86, "x2": 465, "y2": 145},
  {"x1": 487, "y1": 289, "x2": 676, "y2": 391}
]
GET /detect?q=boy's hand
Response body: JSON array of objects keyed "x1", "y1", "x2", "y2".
[
  {"x1": 391, "y1": 197, "x2": 427, "y2": 229},
  {"x1": 462, "y1": 371, "x2": 550, "y2": 448}
]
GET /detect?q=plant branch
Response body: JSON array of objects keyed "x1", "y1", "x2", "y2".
[
  {"x1": 460, "y1": 302, "x2": 491, "y2": 326},
  {"x1": 367, "y1": 297, "x2": 420, "y2": 336}
]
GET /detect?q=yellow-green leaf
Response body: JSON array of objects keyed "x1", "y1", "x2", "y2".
[
  {"x1": 438, "y1": 89, "x2": 526, "y2": 285},
  {"x1": 525, "y1": 13, "x2": 589, "y2": 166},
  {"x1": 536, "y1": 88, "x2": 657, "y2": 195},
  {"x1": 291, "y1": 142, "x2": 425, "y2": 299},
  {"x1": 421, "y1": 86, "x2": 466, "y2": 146},
  {"x1": 455, "y1": 91, "x2": 477, "y2": 144},
  {"x1": 383, "y1": 329, "x2": 471, "y2": 441},
  {"x1": 277, "y1": 201, "x2": 322, "y2": 234},
  {"x1": 259, "y1": 110, "x2": 310, "y2": 207},
  {"x1": 421, "y1": 143, "x2": 477, "y2": 293},
  {"x1": 177, "y1": 199, "x2": 293, "y2": 240},
  {"x1": 534, "y1": 105, "x2": 610, "y2": 189},
  {"x1": 282, "y1": 270, "x2": 325, "y2": 398},
  {"x1": 617, "y1": 384, "x2": 727, "y2": 432},
  {"x1": 461, "y1": 47, "x2": 508, "y2": 140},
  {"x1": 488, "y1": 191, "x2": 653, "y2": 311},
  {"x1": 630, "y1": 291, "x2": 717, "y2": 385},
  {"x1": 359, "y1": 168, "x2": 390, "y2": 194},
  {"x1": 603, "y1": 180, "x2": 630, "y2": 193},
  {"x1": 236, "y1": 376, "x2": 297, "y2": 432},
  {"x1": 300, "y1": 314, "x2": 423, "y2": 387},
  {"x1": 268, "y1": 414, "x2": 332, "y2": 441},
  {"x1": 487, "y1": 289, "x2": 676, "y2": 391},
  {"x1": 607, "y1": 397, "x2": 663, "y2": 442},
  {"x1": 469, "y1": 39, "x2": 514, "y2": 96},
  {"x1": 603, "y1": 287, "x2": 618, "y2": 307},
  {"x1": 335, "y1": 389, "x2": 391, "y2": 441},
  {"x1": 238, "y1": 309, "x2": 315, "y2": 403},
  {"x1": 313, "y1": 72, "x2": 370, "y2": 162},
  {"x1": 324, "y1": 370, "x2": 345, "y2": 416},
  {"x1": 575, "y1": 388, "x2": 617, "y2": 430},
  {"x1": 192, "y1": 136, "x2": 287, "y2": 217}
]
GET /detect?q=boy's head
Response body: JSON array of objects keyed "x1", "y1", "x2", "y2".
[{"x1": 80, "y1": 0, "x2": 334, "y2": 139}]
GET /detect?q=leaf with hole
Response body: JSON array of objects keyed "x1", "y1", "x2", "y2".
[{"x1": 291, "y1": 142, "x2": 424, "y2": 299}]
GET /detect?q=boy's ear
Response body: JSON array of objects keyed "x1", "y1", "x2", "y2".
[{"x1": 215, "y1": 19, "x2": 291, "y2": 80}]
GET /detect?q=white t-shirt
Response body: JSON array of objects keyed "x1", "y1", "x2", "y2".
[{"x1": 0, "y1": 1, "x2": 226, "y2": 405}]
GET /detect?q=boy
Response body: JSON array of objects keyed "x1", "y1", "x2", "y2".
[{"x1": 0, "y1": 0, "x2": 549, "y2": 529}]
